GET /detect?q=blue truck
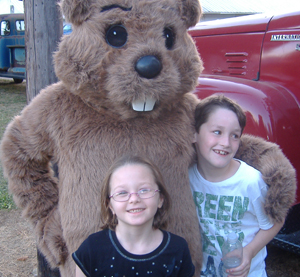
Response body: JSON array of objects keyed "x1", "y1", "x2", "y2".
[
  {"x1": 0, "y1": 13, "x2": 25, "y2": 83},
  {"x1": 0, "y1": 13, "x2": 72, "y2": 84}
]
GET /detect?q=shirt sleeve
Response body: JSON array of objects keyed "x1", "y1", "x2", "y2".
[
  {"x1": 72, "y1": 238, "x2": 92, "y2": 277},
  {"x1": 251, "y1": 174, "x2": 274, "y2": 230},
  {"x1": 177, "y1": 239, "x2": 195, "y2": 277}
]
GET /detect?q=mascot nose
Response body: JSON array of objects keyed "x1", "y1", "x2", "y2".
[{"x1": 135, "y1": 55, "x2": 162, "y2": 79}]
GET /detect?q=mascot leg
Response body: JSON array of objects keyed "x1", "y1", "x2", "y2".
[{"x1": 37, "y1": 250, "x2": 60, "y2": 277}]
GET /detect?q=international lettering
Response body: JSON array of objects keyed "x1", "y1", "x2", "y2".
[{"x1": 271, "y1": 34, "x2": 300, "y2": 41}]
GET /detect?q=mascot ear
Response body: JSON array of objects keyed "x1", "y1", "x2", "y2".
[
  {"x1": 178, "y1": 0, "x2": 202, "y2": 28},
  {"x1": 60, "y1": 0, "x2": 95, "y2": 25}
]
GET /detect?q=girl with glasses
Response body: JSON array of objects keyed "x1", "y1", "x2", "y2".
[{"x1": 72, "y1": 155, "x2": 195, "y2": 277}]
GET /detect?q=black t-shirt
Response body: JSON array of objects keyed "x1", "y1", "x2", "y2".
[{"x1": 72, "y1": 229, "x2": 195, "y2": 277}]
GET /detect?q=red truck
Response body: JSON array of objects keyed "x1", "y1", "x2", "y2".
[{"x1": 189, "y1": 10, "x2": 300, "y2": 254}]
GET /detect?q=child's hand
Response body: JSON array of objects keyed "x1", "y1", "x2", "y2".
[
  {"x1": 226, "y1": 222, "x2": 285, "y2": 276},
  {"x1": 224, "y1": 247, "x2": 252, "y2": 277}
]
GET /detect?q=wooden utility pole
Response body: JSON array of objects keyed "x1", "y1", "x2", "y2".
[
  {"x1": 24, "y1": 0, "x2": 63, "y2": 103},
  {"x1": 23, "y1": 0, "x2": 62, "y2": 276}
]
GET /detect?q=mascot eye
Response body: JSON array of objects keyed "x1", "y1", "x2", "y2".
[
  {"x1": 163, "y1": 27, "x2": 175, "y2": 50},
  {"x1": 106, "y1": 25, "x2": 128, "y2": 48}
]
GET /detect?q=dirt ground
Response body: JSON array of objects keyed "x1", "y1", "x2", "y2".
[
  {"x1": 0, "y1": 210, "x2": 37, "y2": 277},
  {"x1": 0, "y1": 209, "x2": 299, "y2": 277}
]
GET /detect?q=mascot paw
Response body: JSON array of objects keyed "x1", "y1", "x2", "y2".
[{"x1": 35, "y1": 207, "x2": 68, "y2": 267}]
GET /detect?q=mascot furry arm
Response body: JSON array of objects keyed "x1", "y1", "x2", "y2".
[{"x1": 0, "y1": 0, "x2": 296, "y2": 276}]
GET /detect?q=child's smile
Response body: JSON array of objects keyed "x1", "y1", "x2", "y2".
[{"x1": 213, "y1": 149, "x2": 229, "y2": 155}]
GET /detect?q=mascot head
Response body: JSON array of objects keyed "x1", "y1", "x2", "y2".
[{"x1": 55, "y1": 0, "x2": 203, "y2": 119}]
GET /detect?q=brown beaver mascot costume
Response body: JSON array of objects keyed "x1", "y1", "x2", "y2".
[{"x1": 0, "y1": 0, "x2": 296, "y2": 276}]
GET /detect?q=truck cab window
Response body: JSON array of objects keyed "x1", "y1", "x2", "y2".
[
  {"x1": 16, "y1": 20, "x2": 25, "y2": 32},
  {"x1": 1, "y1": 20, "x2": 10, "y2": 36}
]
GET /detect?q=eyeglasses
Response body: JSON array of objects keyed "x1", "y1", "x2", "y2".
[{"x1": 109, "y1": 189, "x2": 160, "y2": 202}]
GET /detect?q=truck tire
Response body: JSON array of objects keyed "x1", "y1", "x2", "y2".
[{"x1": 13, "y1": 78, "x2": 23, "y2": 84}]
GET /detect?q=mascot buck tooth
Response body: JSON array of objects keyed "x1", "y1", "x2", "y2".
[{"x1": 0, "y1": 0, "x2": 296, "y2": 276}]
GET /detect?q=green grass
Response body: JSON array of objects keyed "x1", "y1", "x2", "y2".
[{"x1": 0, "y1": 78, "x2": 27, "y2": 209}]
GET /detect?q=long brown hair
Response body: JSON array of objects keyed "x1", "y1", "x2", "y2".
[{"x1": 100, "y1": 155, "x2": 171, "y2": 230}]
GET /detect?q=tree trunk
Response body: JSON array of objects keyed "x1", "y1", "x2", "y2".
[
  {"x1": 24, "y1": 0, "x2": 63, "y2": 103},
  {"x1": 24, "y1": 0, "x2": 63, "y2": 276}
]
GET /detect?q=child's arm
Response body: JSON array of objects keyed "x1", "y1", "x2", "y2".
[
  {"x1": 226, "y1": 220, "x2": 284, "y2": 277},
  {"x1": 76, "y1": 265, "x2": 87, "y2": 277}
]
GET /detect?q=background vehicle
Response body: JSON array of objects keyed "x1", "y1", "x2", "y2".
[
  {"x1": 63, "y1": 22, "x2": 72, "y2": 35},
  {"x1": 0, "y1": 13, "x2": 25, "y2": 83},
  {"x1": 189, "y1": 10, "x2": 300, "y2": 254},
  {"x1": 0, "y1": 14, "x2": 72, "y2": 84}
]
